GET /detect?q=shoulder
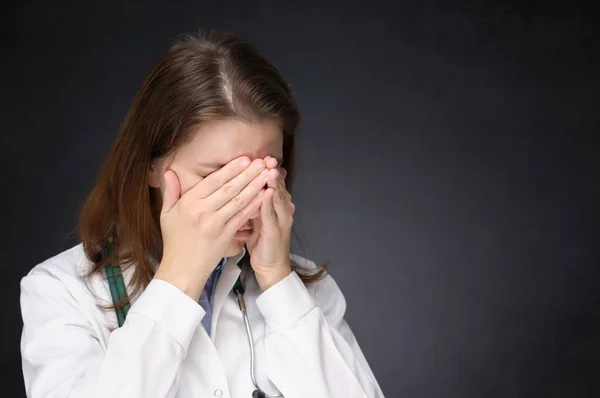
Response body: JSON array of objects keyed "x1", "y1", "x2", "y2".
[
  {"x1": 289, "y1": 252, "x2": 347, "y2": 322},
  {"x1": 23, "y1": 244, "x2": 92, "y2": 282},
  {"x1": 20, "y1": 244, "x2": 109, "y2": 309},
  {"x1": 289, "y1": 252, "x2": 319, "y2": 270}
]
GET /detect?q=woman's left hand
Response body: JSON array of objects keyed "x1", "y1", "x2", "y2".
[{"x1": 246, "y1": 156, "x2": 294, "y2": 291}]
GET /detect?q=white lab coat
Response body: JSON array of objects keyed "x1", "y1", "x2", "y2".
[{"x1": 20, "y1": 244, "x2": 384, "y2": 398}]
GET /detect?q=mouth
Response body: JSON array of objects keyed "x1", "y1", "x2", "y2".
[{"x1": 234, "y1": 226, "x2": 253, "y2": 238}]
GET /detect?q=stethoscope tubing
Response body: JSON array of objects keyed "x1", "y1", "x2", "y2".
[{"x1": 234, "y1": 271, "x2": 283, "y2": 398}]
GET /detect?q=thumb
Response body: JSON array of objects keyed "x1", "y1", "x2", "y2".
[{"x1": 161, "y1": 169, "x2": 181, "y2": 214}]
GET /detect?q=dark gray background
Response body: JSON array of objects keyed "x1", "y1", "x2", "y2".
[{"x1": 2, "y1": 1, "x2": 599, "y2": 397}]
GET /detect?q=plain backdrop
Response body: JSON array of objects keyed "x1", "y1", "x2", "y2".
[{"x1": 2, "y1": 1, "x2": 599, "y2": 397}]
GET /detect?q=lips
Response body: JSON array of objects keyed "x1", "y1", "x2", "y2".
[{"x1": 234, "y1": 227, "x2": 253, "y2": 238}]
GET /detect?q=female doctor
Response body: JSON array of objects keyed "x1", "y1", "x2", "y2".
[{"x1": 20, "y1": 30, "x2": 384, "y2": 398}]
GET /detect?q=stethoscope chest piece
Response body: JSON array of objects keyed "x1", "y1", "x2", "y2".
[{"x1": 252, "y1": 389, "x2": 266, "y2": 398}]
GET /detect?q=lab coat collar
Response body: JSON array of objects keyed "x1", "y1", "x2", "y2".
[{"x1": 210, "y1": 246, "x2": 246, "y2": 338}]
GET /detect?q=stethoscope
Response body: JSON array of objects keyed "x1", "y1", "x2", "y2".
[
  {"x1": 232, "y1": 245, "x2": 282, "y2": 398},
  {"x1": 232, "y1": 271, "x2": 282, "y2": 397},
  {"x1": 104, "y1": 243, "x2": 282, "y2": 398}
]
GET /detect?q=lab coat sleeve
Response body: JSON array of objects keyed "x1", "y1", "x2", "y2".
[
  {"x1": 20, "y1": 270, "x2": 204, "y2": 398},
  {"x1": 255, "y1": 270, "x2": 385, "y2": 398}
]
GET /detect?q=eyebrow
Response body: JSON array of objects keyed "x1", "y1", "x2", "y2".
[{"x1": 198, "y1": 157, "x2": 283, "y2": 169}]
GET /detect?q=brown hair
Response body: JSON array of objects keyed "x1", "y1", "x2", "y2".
[{"x1": 79, "y1": 30, "x2": 326, "y2": 304}]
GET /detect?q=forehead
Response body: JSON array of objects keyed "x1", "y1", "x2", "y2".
[{"x1": 177, "y1": 119, "x2": 283, "y2": 163}]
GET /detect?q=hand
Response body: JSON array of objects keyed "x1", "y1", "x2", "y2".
[
  {"x1": 246, "y1": 156, "x2": 295, "y2": 291},
  {"x1": 154, "y1": 157, "x2": 268, "y2": 301}
]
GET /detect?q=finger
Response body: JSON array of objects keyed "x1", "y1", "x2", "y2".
[
  {"x1": 267, "y1": 168, "x2": 288, "y2": 197},
  {"x1": 225, "y1": 189, "x2": 264, "y2": 234},
  {"x1": 201, "y1": 158, "x2": 266, "y2": 212},
  {"x1": 216, "y1": 166, "x2": 269, "y2": 220},
  {"x1": 264, "y1": 169, "x2": 288, "y2": 217},
  {"x1": 249, "y1": 195, "x2": 262, "y2": 219},
  {"x1": 161, "y1": 169, "x2": 181, "y2": 214},
  {"x1": 266, "y1": 168, "x2": 278, "y2": 189},
  {"x1": 260, "y1": 187, "x2": 277, "y2": 228},
  {"x1": 277, "y1": 167, "x2": 288, "y2": 190},
  {"x1": 264, "y1": 156, "x2": 279, "y2": 169},
  {"x1": 279, "y1": 167, "x2": 288, "y2": 185},
  {"x1": 187, "y1": 156, "x2": 252, "y2": 199}
]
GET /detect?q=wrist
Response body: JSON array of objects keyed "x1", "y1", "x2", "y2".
[
  {"x1": 154, "y1": 263, "x2": 208, "y2": 302},
  {"x1": 254, "y1": 266, "x2": 292, "y2": 291}
]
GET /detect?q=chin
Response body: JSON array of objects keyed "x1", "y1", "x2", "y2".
[{"x1": 224, "y1": 240, "x2": 246, "y2": 257}]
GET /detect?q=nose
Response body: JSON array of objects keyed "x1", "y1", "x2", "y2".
[{"x1": 249, "y1": 208, "x2": 260, "y2": 220}]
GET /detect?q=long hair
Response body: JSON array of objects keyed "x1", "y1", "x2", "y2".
[{"x1": 79, "y1": 30, "x2": 326, "y2": 304}]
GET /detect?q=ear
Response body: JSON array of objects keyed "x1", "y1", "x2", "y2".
[{"x1": 147, "y1": 160, "x2": 164, "y2": 188}]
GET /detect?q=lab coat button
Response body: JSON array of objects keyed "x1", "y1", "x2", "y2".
[{"x1": 214, "y1": 389, "x2": 223, "y2": 397}]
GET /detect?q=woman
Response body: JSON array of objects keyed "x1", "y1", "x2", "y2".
[{"x1": 20, "y1": 30, "x2": 384, "y2": 398}]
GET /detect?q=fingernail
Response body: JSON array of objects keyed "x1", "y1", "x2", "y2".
[
  {"x1": 240, "y1": 158, "x2": 250, "y2": 167},
  {"x1": 255, "y1": 161, "x2": 264, "y2": 170},
  {"x1": 260, "y1": 170, "x2": 268, "y2": 180},
  {"x1": 258, "y1": 190, "x2": 264, "y2": 198}
]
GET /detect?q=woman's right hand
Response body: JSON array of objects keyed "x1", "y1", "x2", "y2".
[{"x1": 154, "y1": 156, "x2": 267, "y2": 301}]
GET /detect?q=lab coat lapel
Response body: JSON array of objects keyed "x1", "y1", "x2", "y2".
[{"x1": 210, "y1": 247, "x2": 245, "y2": 338}]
